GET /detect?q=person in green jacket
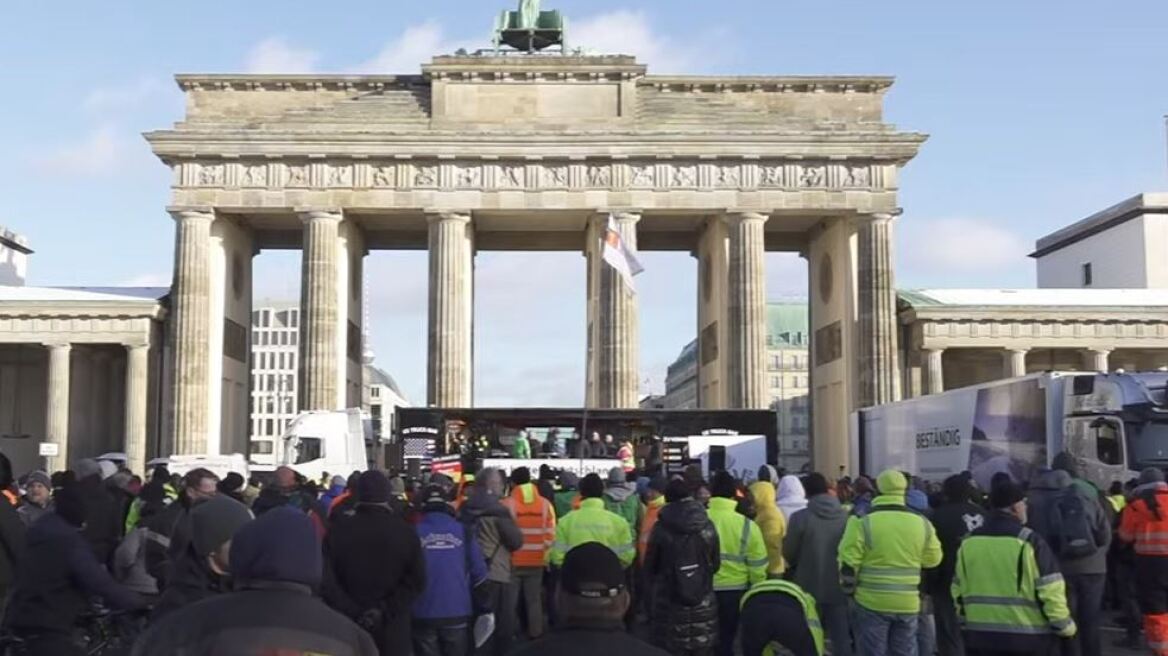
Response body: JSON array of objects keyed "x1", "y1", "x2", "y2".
[
  {"x1": 512, "y1": 430, "x2": 531, "y2": 459},
  {"x1": 707, "y1": 471, "x2": 768, "y2": 656},
  {"x1": 550, "y1": 473, "x2": 634, "y2": 568},
  {"x1": 603, "y1": 467, "x2": 644, "y2": 536},
  {"x1": 838, "y1": 469, "x2": 942, "y2": 656},
  {"x1": 553, "y1": 471, "x2": 579, "y2": 518},
  {"x1": 952, "y1": 477, "x2": 1076, "y2": 654}
]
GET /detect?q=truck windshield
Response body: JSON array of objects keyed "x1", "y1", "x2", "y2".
[
  {"x1": 287, "y1": 436, "x2": 323, "y2": 465},
  {"x1": 1126, "y1": 421, "x2": 1168, "y2": 468}
]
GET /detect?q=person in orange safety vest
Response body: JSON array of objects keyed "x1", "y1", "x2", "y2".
[
  {"x1": 638, "y1": 475, "x2": 668, "y2": 565},
  {"x1": 1119, "y1": 467, "x2": 1168, "y2": 656},
  {"x1": 502, "y1": 466, "x2": 556, "y2": 639}
]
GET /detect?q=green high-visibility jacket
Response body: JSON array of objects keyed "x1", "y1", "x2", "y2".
[
  {"x1": 707, "y1": 497, "x2": 768, "y2": 591},
  {"x1": 741, "y1": 579, "x2": 825, "y2": 656},
  {"x1": 550, "y1": 497, "x2": 635, "y2": 567},
  {"x1": 512, "y1": 436, "x2": 530, "y2": 459},
  {"x1": 838, "y1": 496, "x2": 942, "y2": 615},
  {"x1": 552, "y1": 489, "x2": 577, "y2": 518},
  {"x1": 952, "y1": 512, "x2": 1076, "y2": 647}
]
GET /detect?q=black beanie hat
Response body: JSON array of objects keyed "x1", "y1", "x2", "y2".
[
  {"x1": 356, "y1": 470, "x2": 390, "y2": 504},
  {"x1": 711, "y1": 470, "x2": 737, "y2": 498},
  {"x1": 579, "y1": 473, "x2": 604, "y2": 498},
  {"x1": 54, "y1": 484, "x2": 87, "y2": 527},
  {"x1": 989, "y1": 478, "x2": 1025, "y2": 510}
]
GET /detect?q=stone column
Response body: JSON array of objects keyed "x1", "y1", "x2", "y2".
[
  {"x1": 169, "y1": 208, "x2": 214, "y2": 454},
  {"x1": 1084, "y1": 348, "x2": 1111, "y2": 372},
  {"x1": 45, "y1": 343, "x2": 71, "y2": 471},
  {"x1": 924, "y1": 348, "x2": 945, "y2": 395},
  {"x1": 1004, "y1": 348, "x2": 1029, "y2": 378},
  {"x1": 299, "y1": 210, "x2": 342, "y2": 411},
  {"x1": 594, "y1": 212, "x2": 641, "y2": 408},
  {"x1": 726, "y1": 211, "x2": 769, "y2": 409},
  {"x1": 124, "y1": 343, "x2": 149, "y2": 476},
  {"x1": 858, "y1": 213, "x2": 902, "y2": 406},
  {"x1": 427, "y1": 211, "x2": 474, "y2": 407}
]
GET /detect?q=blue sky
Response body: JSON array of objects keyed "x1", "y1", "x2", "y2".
[{"x1": 1, "y1": 1, "x2": 1166, "y2": 406}]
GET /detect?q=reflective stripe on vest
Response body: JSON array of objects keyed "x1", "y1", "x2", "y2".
[
  {"x1": 741, "y1": 579, "x2": 825, "y2": 656},
  {"x1": 506, "y1": 484, "x2": 554, "y2": 567}
]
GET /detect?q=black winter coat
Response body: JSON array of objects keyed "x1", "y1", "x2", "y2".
[
  {"x1": 6, "y1": 513, "x2": 139, "y2": 635},
  {"x1": 323, "y1": 504, "x2": 425, "y2": 654},
  {"x1": 0, "y1": 497, "x2": 26, "y2": 589},
  {"x1": 131, "y1": 582, "x2": 378, "y2": 656},
  {"x1": 644, "y1": 498, "x2": 720, "y2": 655},
  {"x1": 78, "y1": 475, "x2": 122, "y2": 565}
]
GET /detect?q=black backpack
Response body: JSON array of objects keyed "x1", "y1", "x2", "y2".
[
  {"x1": 1049, "y1": 487, "x2": 1098, "y2": 559},
  {"x1": 669, "y1": 528, "x2": 714, "y2": 606}
]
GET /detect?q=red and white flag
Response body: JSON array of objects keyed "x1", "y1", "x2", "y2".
[{"x1": 601, "y1": 214, "x2": 644, "y2": 291}]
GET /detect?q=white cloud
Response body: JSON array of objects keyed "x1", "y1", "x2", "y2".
[
  {"x1": 572, "y1": 10, "x2": 722, "y2": 73},
  {"x1": 245, "y1": 37, "x2": 320, "y2": 74},
  {"x1": 35, "y1": 124, "x2": 125, "y2": 176},
  {"x1": 356, "y1": 21, "x2": 482, "y2": 73},
  {"x1": 83, "y1": 77, "x2": 166, "y2": 114},
  {"x1": 898, "y1": 217, "x2": 1032, "y2": 285}
]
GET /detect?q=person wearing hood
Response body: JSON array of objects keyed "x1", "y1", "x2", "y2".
[
  {"x1": 459, "y1": 467, "x2": 523, "y2": 655},
  {"x1": 927, "y1": 474, "x2": 986, "y2": 656},
  {"x1": 784, "y1": 472, "x2": 852, "y2": 656},
  {"x1": 554, "y1": 470, "x2": 579, "y2": 518},
  {"x1": 776, "y1": 474, "x2": 808, "y2": 522},
  {"x1": 216, "y1": 472, "x2": 247, "y2": 505},
  {"x1": 604, "y1": 467, "x2": 644, "y2": 537},
  {"x1": 7, "y1": 483, "x2": 140, "y2": 655},
  {"x1": 1119, "y1": 466, "x2": 1168, "y2": 655},
  {"x1": 73, "y1": 458, "x2": 123, "y2": 566},
  {"x1": 839, "y1": 469, "x2": 941, "y2": 656},
  {"x1": 644, "y1": 479, "x2": 719, "y2": 655},
  {"x1": 323, "y1": 470, "x2": 426, "y2": 656},
  {"x1": 18, "y1": 470, "x2": 52, "y2": 527},
  {"x1": 319, "y1": 474, "x2": 348, "y2": 515},
  {"x1": 414, "y1": 480, "x2": 488, "y2": 656},
  {"x1": 747, "y1": 478, "x2": 787, "y2": 577},
  {"x1": 133, "y1": 507, "x2": 377, "y2": 656},
  {"x1": 851, "y1": 476, "x2": 875, "y2": 517},
  {"x1": 1025, "y1": 451, "x2": 1111, "y2": 656},
  {"x1": 152, "y1": 493, "x2": 254, "y2": 618}
]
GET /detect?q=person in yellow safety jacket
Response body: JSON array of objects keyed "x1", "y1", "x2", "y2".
[
  {"x1": 550, "y1": 473, "x2": 635, "y2": 568},
  {"x1": 1107, "y1": 481, "x2": 1128, "y2": 515},
  {"x1": 502, "y1": 466, "x2": 556, "y2": 639},
  {"x1": 952, "y1": 477, "x2": 1076, "y2": 654},
  {"x1": 838, "y1": 470, "x2": 941, "y2": 656},
  {"x1": 739, "y1": 579, "x2": 824, "y2": 656},
  {"x1": 747, "y1": 479, "x2": 787, "y2": 577},
  {"x1": 707, "y1": 471, "x2": 768, "y2": 656}
]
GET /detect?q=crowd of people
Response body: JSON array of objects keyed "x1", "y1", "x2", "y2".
[{"x1": 0, "y1": 447, "x2": 1160, "y2": 656}]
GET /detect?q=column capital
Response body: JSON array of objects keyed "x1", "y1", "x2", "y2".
[
  {"x1": 1005, "y1": 347, "x2": 1030, "y2": 355},
  {"x1": 425, "y1": 210, "x2": 472, "y2": 224},
  {"x1": 167, "y1": 206, "x2": 215, "y2": 222},
  {"x1": 725, "y1": 210, "x2": 770, "y2": 224},
  {"x1": 298, "y1": 208, "x2": 343, "y2": 223},
  {"x1": 923, "y1": 346, "x2": 946, "y2": 355},
  {"x1": 1086, "y1": 347, "x2": 1113, "y2": 355},
  {"x1": 43, "y1": 341, "x2": 72, "y2": 352},
  {"x1": 123, "y1": 341, "x2": 150, "y2": 352}
]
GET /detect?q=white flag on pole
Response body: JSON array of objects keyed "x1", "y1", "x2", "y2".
[{"x1": 601, "y1": 214, "x2": 644, "y2": 291}]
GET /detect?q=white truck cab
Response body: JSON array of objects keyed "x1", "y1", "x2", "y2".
[{"x1": 280, "y1": 408, "x2": 370, "y2": 481}]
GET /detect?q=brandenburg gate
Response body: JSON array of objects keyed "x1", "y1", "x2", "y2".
[{"x1": 147, "y1": 52, "x2": 924, "y2": 474}]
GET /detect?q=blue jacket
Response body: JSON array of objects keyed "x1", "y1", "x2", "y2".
[
  {"x1": 319, "y1": 484, "x2": 346, "y2": 517},
  {"x1": 413, "y1": 505, "x2": 487, "y2": 622}
]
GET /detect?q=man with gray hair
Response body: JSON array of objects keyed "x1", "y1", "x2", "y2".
[{"x1": 459, "y1": 468, "x2": 523, "y2": 656}]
